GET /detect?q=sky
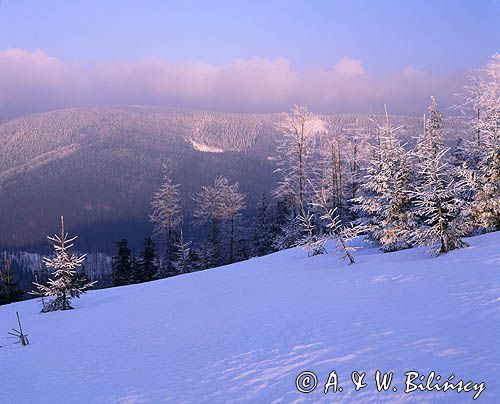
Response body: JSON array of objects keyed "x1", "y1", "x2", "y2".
[{"x1": 0, "y1": 0, "x2": 498, "y2": 118}]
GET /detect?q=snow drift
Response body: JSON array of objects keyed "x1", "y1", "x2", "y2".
[{"x1": 0, "y1": 232, "x2": 499, "y2": 403}]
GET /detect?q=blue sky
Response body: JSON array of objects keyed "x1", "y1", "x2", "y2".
[
  {"x1": 1, "y1": 0, "x2": 497, "y2": 71},
  {"x1": 0, "y1": 0, "x2": 498, "y2": 116}
]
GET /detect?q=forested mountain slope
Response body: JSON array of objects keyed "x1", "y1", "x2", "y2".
[{"x1": 0, "y1": 106, "x2": 468, "y2": 251}]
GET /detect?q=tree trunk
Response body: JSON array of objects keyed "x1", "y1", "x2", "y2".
[
  {"x1": 437, "y1": 199, "x2": 446, "y2": 254},
  {"x1": 299, "y1": 141, "x2": 304, "y2": 209},
  {"x1": 229, "y1": 217, "x2": 235, "y2": 263},
  {"x1": 166, "y1": 224, "x2": 173, "y2": 275}
]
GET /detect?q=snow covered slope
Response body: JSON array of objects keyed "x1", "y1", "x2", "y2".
[{"x1": 1, "y1": 232, "x2": 499, "y2": 403}]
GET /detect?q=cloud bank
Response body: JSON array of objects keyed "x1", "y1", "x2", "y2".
[{"x1": 0, "y1": 49, "x2": 466, "y2": 119}]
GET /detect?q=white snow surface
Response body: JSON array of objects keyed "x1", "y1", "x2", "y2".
[
  {"x1": 1, "y1": 232, "x2": 499, "y2": 403},
  {"x1": 189, "y1": 139, "x2": 225, "y2": 153}
]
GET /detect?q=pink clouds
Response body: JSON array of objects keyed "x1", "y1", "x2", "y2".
[
  {"x1": 0, "y1": 48, "x2": 466, "y2": 118},
  {"x1": 333, "y1": 57, "x2": 366, "y2": 77}
]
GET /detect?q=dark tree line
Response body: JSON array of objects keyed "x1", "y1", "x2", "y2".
[{"x1": 0, "y1": 255, "x2": 23, "y2": 305}]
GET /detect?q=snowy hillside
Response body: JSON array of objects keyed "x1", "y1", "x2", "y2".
[{"x1": 1, "y1": 232, "x2": 499, "y2": 403}]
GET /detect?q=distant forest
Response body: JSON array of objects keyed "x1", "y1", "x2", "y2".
[{"x1": 0, "y1": 106, "x2": 469, "y2": 252}]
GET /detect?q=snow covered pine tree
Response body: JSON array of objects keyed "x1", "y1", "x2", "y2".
[
  {"x1": 412, "y1": 97, "x2": 468, "y2": 255},
  {"x1": 459, "y1": 53, "x2": 500, "y2": 231},
  {"x1": 150, "y1": 163, "x2": 182, "y2": 277},
  {"x1": 252, "y1": 194, "x2": 274, "y2": 256},
  {"x1": 172, "y1": 230, "x2": 194, "y2": 275},
  {"x1": 356, "y1": 106, "x2": 415, "y2": 252},
  {"x1": 273, "y1": 105, "x2": 326, "y2": 251},
  {"x1": 312, "y1": 186, "x2": 360, "y2": 264},
  {"x1": 193, "y1": 176, "x2": 230, "y2": 266},
  {"x1": 273, "y1": 105, "x2": 326, "y2": 211},
  {"x1": 318, "y1": 137, "x2": 344, "y2": 222},
  {"x1": 223, "y1": 179, "x2": 246, "y2": 263},
  {"x1": 296, "y1": 210, "x2": 327, "y2": 256},
  {"x1": 32, "y1": 216, "x2": 96, "y2": 312},
  {"x1": 272, "y1": 211, "x2": 302, "y2": 251},
  {"x1": 193, "y1": 176, "x2": 246, "y2": 266}
]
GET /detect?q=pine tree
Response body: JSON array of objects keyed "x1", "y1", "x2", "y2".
[
  {"x1": 30, "y1": 264, "x2": 50, "y2": 308},
  {"x1": 193, "y1": 176, "x2": 227, "y2": 266},
  {"x1": 32, "y1": 216, "x2": 96, "y2": 312},
  {"x1": 131, "y1": 256, "x2": 140, "y2": 283},
  {"x1": 187, "y1": 249, "x2": 200, "y2": 271},
  {"x1": 341, "y1": 120, "x2": 371, "y2": 221},
  {"x1": 296, "y1": 210, "x2": 327, "y2": 256},
  {"x1": 459, "y1": 53, "x2": 500, "y2": 231},
  {"x1": 343, "y1": 122, "x2": 368, "y2": 202},
  {"x1": 252, "y1": 194, "x2": 274, "y2": 256},
  {"x1": 111, "y1": 239, "x2": 134, "y2": 286},
  {"x1": 0, "y1": 255, "x2": 23, "y2": 305},
  {"x1": 225, "y1": 180, "x2": 246, "y2": 263},
  {"x1": 355, "y1": 107, "x2": 415, "y2": 252},
  {"x1": 412, "y1": 97, "x2": 468, "y2": 255},
  {"x1": 273, "y1": 212, "x2": 302, "y2": 251},
  {"x1": 137, "y1": 237, "x2": 159, "y2": 282},
  {"x1": 150, "y1": 163, "x2": 182, "y2": 276},
  {"x1": 312, "y1": 187, "x2": 361, "y2": 264},
  {"x1": 193, "y1": 176, "x2": 245, "y2": 265},
  {"x1": 272, "y1": 103, "x2": 324, "y2": 254},
  {"x1": 268, "y1": 199, "x2": 292, "y2": 251},
  {"x1": 172, "y1": 230, "x2": 194, "y2": 275},
  {"x1": 319, "y1": 137, "x2": 344, "y2": 222},
  {"x1": 273, "y1": 105, "x2": 326, "y2": 211},
  {"x1": 233, "y1": 225, "x2": 251, "y2": 262},
  {"x1": 196, "y1": 242, "x2": 218, "y2": 270}
]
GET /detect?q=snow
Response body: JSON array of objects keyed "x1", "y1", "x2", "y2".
[
  {"x1": 1, "y1": 232, "x2": 499, "y2": 403},
  {"x1": 189, "y1": 138, "x2": 225, "y2": 153}
]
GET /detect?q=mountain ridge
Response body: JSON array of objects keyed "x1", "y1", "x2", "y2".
[{"x1": 0, "y1": 106, "x2": 469, "y2": 251}]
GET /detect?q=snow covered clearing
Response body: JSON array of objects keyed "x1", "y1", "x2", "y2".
[
  {"x1": 189, "y1": 139, "x2": 225, "y2": 153},
  {"x1": 0, "y1": 232, "x2": 499, "y2": 403}
]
